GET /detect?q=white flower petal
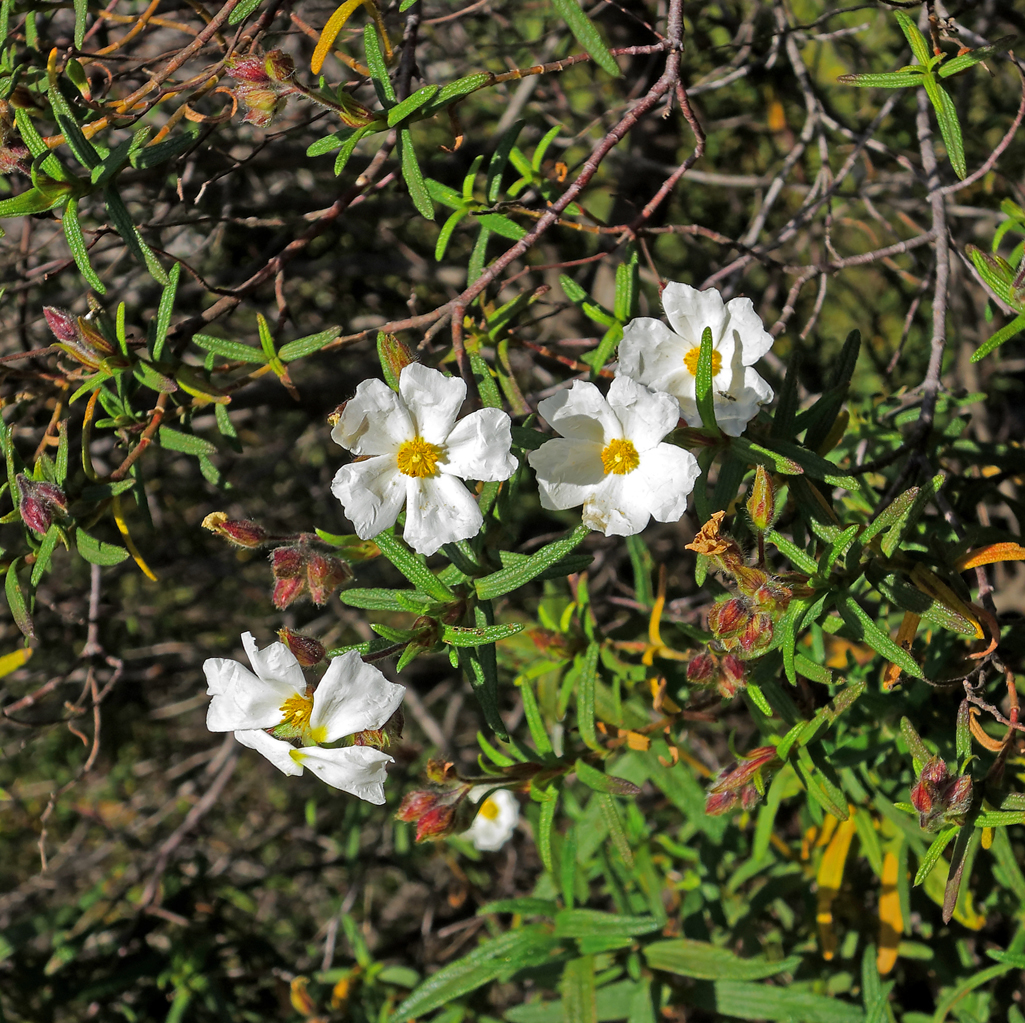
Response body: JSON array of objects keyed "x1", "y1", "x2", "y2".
[
  {"x1": 724, "y1": 295, "x2": 775, "y2": 365},
  {"x1": 331, "y1": 378, "x2": 413, "y2": 456},
  {"x1": 293, "y1": 745, "x2": 394, "y2": 804},
  {"x1": 617, "y1": 318, "x2": 686, "y2": 388},
  {"x1": 204, "y1": 653, "x2": 299, "y2": 732},
  {"x1": 633, "y1": 443, "x2": 700, "y2": 522},
  {"x1": 536, "y1": 380, "x2": 621, "y2": 444},
  {"x1": 309, "y1": 650, "x2": 405, "y2": 743},
  {"x1": 242, "y1": 632, "x2": 305, "y2": 691},
  {"x1": 462, "y1": 788, "x2": 520, "y2": 851},
  {"x1": 662, "y1": 282, "x2": 731, "y2": 356},
  {"x1": 234, "y1": 729, "x2": 305, "y2": 776},
  {"x1": 606, "y1": 376, "x2": 680, "y2": 451},
  {"x1": 402, "y1": 473, "x2": 483, "y2": 555},
  {"x1": 331, "y1": 455, "x2": 406, "y2": 539},
  {"x1": 707, "y1": 366, "x2": 774, "y2": 437},
  {"x1": 581, "y1": 474, "x2": 654, "y2": 536},
  {"x1": 399, "y1": 363, "x2": 466, "y2": 445},
  {"x1": 527, "y1": 437, "x2": 605, "y2": 511},
  {"x1": 442, "y1": 407, "x2": 518, "y2": 482}
]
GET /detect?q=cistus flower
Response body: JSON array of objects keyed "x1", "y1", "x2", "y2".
[
  {"x1": 527, "y1": 376, "x2": 700, "y2": 536},
  {"x1": 617, "y1": 281, "x2": 774, "y2": 437},
  {"x1": 204, "y1": 633, "x2": 405, "y2": 803},
  {"x1": 331, "y1": 363, "x2": 518, "y2": 556},
  {"x1": 16, "y1": 475, "x2": 67, "y2": 535},
  {"x1": 462, "y1": 789, "x2": 520, "y2": 851}
]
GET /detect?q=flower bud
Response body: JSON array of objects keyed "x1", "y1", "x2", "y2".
[
  {"x1": 272, "y1": 576, "x2": 306, "y2": 610},
  {"x1": 306, "y1": 553, "x2": 352, "y2": 604},
  {"x1": 707, "y1": 597, "x2": 750, "y2": 641},
  {"x1": 396, "y1": 789, "x2": 438, "y2": 822},
  {"x1": 738, "y1": 612, "x2": 774, "y2": 656},
  {"x1": 746, "y1": 465, "x2": 777, "y2": 533},
  {"x1": 717, "y1": 654, "x2": 747, "y2": 698},
  {"x1": 377, "y1": 332, "x2": 417, "y2": 388},
  {"x1": 234, "y1": 83, "x2": 288, "y2": 128},
  {"x1": 704, "y1": 789, "x2": 739, "y2": 816},
  {"x1": 945, "y1": 774, "x2": 973, "y2": 816},
  {"x1": 920, "y1": 758, "x2": 948, "y2": 786},
  {"x1": 263, "y1": 50, "x2": 295, "y2": 82},
  {"x1": 277, "y1": 628, "x2": 325, "y2": 667},
  {"x1": 415, "y1": 802, "x2": 457, "y2": 842},
  {"x1": 226, "y1": 55, "x2": 270, "y2": 83},
  {"x1": 16, "y1": 475, "x2": 67, "y2": 535},
  {"x1": 686, "y1": 651, "x2": 719, "y2": 686},
  {"x1": 202, "y1": 511, "x2": 269, "y2": 548},
  {"x1": 43, "y1": 306, "x2": 79, "y2": 343},
  {"x1": 739, "y1": 783, "x2": 762, "y2": 812},
  {"x1": 271, "y1": 545, "x2": 305, "y2": 578},
  {"x1": 909, "y1": 777, "x2": 933, "y2": 816},
  {"x1": 425, "y1": 758, "x2": 458, "y2": 785}
]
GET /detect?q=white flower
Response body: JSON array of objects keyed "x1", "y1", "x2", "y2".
[
  {"x1": 527, "y1": 376, "x2": 700, "y2": 537},
  {"x1": 204, "y1": 633, "x2": 405, "y2": 804},
  {"x1": 463, "y1": 788, "x2": 519, "y2": 851},
  {"x1": 617, "y1": 281, "x2": 774, "y2": 437},
  {"x1": 331, "y1": 363, "x2": 518, "y2": 556}
]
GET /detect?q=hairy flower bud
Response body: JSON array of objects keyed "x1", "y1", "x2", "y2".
[
  {"x1": 945, "y1": 774, "x2": 973, "y2": 816},
  {"x1": 704, "y1": 789, "x2": 739, "y2": 816},
  {"x1": 686, "y1": 651, "x2": 719, "y2": 686},
  {"x1": 909, "y1": 777, "x2": 932, "y2": 816},
  {"x1": 277, "y1": 628, "x2": 325, "y2": 667},
  {"x1": 263, "y1": 49, "x2": 295, "y2": 82},
  {"x1": 718, "y1": 654, "x2": 747, "y2": 698},
  {"x1": 746, "y1": 465, "x2": 777, "y2": 533},
  {"x1": 306, "y1": 553, "x2": 352, "y2": 604},
  {"x1": 415, "y1": 803, "x2": 457, "y2": 842},
  {"x1": 707, "y1": 597, "x2": 750, "y2": 641},
  {"x1": 16, "y1": 475, "x2": 67, "y2": 535},
  {"x1": 272, "y1": 576, "x2": 305, "y2": 610},
  {"x1": 271, "y1": 545, "x2": 305, "y2": 578},
  {"x1": 226, "y1": 54, "x2": 271, "y2": 83},
  {"x1": 738, "y1": 612, "x2": 774, "y2": 656},
  {"x1": 377, "y1": 332, "x2": 417, "y2": 386},
  {"x1": 395, "y1": 789, "x2": 438, "y2": 822},
  {"x1": 43, "y1": 306, "x2": 79, "y2": 343},
  {"x1": 202, "y1": 511, "x2": 269, "y2": 548}
]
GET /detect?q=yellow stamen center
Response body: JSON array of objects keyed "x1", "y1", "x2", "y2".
[
  {"x1": 601, "y1": 438, "x2": 640, "y2": 476},
  {"x1": 683, "y1": 346, "x2": 722, "y2": 377},
  {"x1": 396, "y1": 435, "x2": 442, "y2": 478},
  {"x1": 279, "y1": 692, "x2": 313, "y2": 733},
  {"x1": 480, "y1": 797, "x2": 500, "y2": 821}
]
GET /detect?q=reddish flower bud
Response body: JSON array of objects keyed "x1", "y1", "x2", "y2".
[
  {"x1": 226, "y1": 55, "x2": 271, "y2": 83},
  {"x1": 733, "y1": 565, "x2": 769, "y2": 600},
  {"x1": 425, "y1": 759, "x2": 458, "y2": 785},
  {"x1": 945, "y1": 774, "x2": 973, "y2": 816},
  {"x1": 377, "y1": 332, "x2": 417, "y2": 387},
  {"x1": 909, "y1": 777, "x2": 933, "y2": 816},
  {"x1": 234, "y1": 83, "x2": 288, "y2": 128},
  {"x1": 271, "y1": 545, "x2": 305, "y2": 578},
  {"x1": 746, "y1": 465, "x2": 777, "y2": 533},
  {"x1": 686, "y1": 651, "x2": 719, "y2": 686},
  {"x1": 717, "y1": 654, "x2": 747, "y2": 697},
  {"x1": 415, "y1": 803, "x2": 457, "y2": 842},
  {"x1": 704, "y1": 789, "x2": 739, "y2": 816},
  {"x1": 263, "y1": 49, "x2": 295, "y2": 82},
  {"x1": 43, "y1": 306, "x2": 79, "y2": 343},
  {"x1": 277, "y1": 628, "x2": 325, "y2": 667},
  {"x1": 306, "y1": 553, "x2": 352, "y2": 604},
  {"x1": 202, "y1": 512, "x2": 269, "y2": 548},
  {"x1": 920, "y1": 757, "x2": 948, "y2": 786},
  {"x1": 396, "y1": 789, "x2": 438, "y2": 822},
  {"x1": 272, "y1": 575, "x2": 306, "y2": 610},
  {"x1": 738, "y1": 612, "x2": 774, "y2": 656},
  {"x1": 16, "y1": 475, "x2": 67, "y2": 535},
  {"x1": 739, "y1": 783, "x2": 762, "y2": 811},
  {"x1": 708, "y1": 597, "x2": 750, "y2": 641}
]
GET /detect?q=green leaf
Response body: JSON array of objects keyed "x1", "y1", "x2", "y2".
[
  {"x1": 399, "y1": 127, "x2": 434, "y2": 219},
  {"x1": 694, "y1": 326, "x2": 718, "y2": 432},
  {"x1": 228, "y1": 0, "x2": 264, "y2": 25},
  {"x1": 277, "y1": 326, "x2": 339, "y2": 363},
  {"x1": 443, "y1": 622, "x2": 524, "y2": 647},
  {"x1": 103, "y1": 185, "x2": 168, "y2": 284},
  {"x1": 535, "y1": 785, "x2": 558, "y2": 872},
  {"x1": 476, "y1": 523, "x2": 589, "y2": 600},
  {"x1": 75, "y1": 528, "x2": 130, "y2": 567},
  {"x1": 307, "y1": 128, "x2": 357, "y2": 157},
  {"x1": 4, "y1": 558, "x2": 34, "y2": 638},
  {"x1": 191, "y1": 334, "x2": 268, "y2": 364},
  {"x1": 691, "y1": 980, "x2": 864, "y2": 1022},
  {"x1": 596, "y1": 793, "x2": 633, "y2": 867},
  {"x1": 574, "y1": 759, "x2": 640, "y2": 796},
  {"x1": 363, "y1": 24, "x2": 396, "y2": 104},
  {"x1": 971, "y1": 311, "x2": 1025, "y2": 362},
  {"x1": 14, "y1": 108, "x2": 68, "y2": 181},
  {"x1": 486, "y1": 121, "x2": 524, "y2": 202},
  {"x1": 0, "y1": 185, "x2": 72, "y2": 218},
  {"x1": 764, "y1": 529, "x2": 819, "y2": 575},
  {"x1": 151, "y1": 261, "x2": 180, "y2": 361},
  {"x1": 158, "y1": 427, "x2": 216, "y2": 457},
  {"x1": 30, "y1": 524, "x2": 62, "y2": 587},
  {"x1": 760, "y1": 438, "x2": 859, "y2": 490},
  {"x1": 334, "y1": 124, "x2": 378, "y2": 175},
  {"x1": 938, "y1": 44, "x2": 1004, "y2": 77},
  {"x1": 374, "y1": 530, "x2": 453, "y2": 601},
  {"x1": 340, "y1": 588, "x2": 430, "y2": 611},
  {"x1": 72, "y1": 0, "x2": 87, "y2": 47},
  {"x1": 61, "y1": 199, "x2": 105, "y2": 294},
  {"x1": 386, "y1": 83, "x2": 439, "y2": 127},
  {"x1": 922, "y1": 74, "x2": 966, "y2": 179},
  {"x1": 421, "y1": 72, "x2": 491, "y2": 116},
  {"x1": 130, "y1": 128, "x2": 200, "y2": 170},
  {"x1": 561, "y1": 956, "x2": 597, "y2": 1023},
  {"x1": 914, "y1": 826, "x2": 958, "y2": 886},
  {"x1": 836, "y1": 594, "x2": 924, "y2": 678},
  {"x1": 576, "y1": 642, "x2": 600, "y2": 751},
  {"x1": 551, "y1": 0, "x2": 621, "y2": 77},
  {"x1": 893, "y1": 10, "x2": 932, "y2": 65},
  {"x1": 435, "y1": 208, "x2": 468, "y2": 260},
  {"x1": 837, "y1": 71, "x2": 921, "y2": 88},
  {"x1": 478, "y1": 897, "x2": 558, "y2": 917},
  {"x1": 645, "y1": 940, "x2": 803, "y2": 982}
]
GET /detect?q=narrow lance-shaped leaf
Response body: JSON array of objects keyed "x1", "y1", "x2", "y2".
[
  {"x1": 694, "y1": 326, "x2": 718, "y2": 433},
  {"x1": 922, "y1": 74, "x2": 966, "y2": 179},
  {"x1": 550, "y1": 0, "x2": 621, "y2": 78}
]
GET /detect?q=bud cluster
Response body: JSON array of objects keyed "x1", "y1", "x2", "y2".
[
  {"x1": 44, "y1": 306, "x2": 125, "y2": 371},
  {"x1": 909, "y1": 756, "x2": 973, "y2": 831},
  {"x1": 224, "y1": 50, "x2": 299, "y2": 128},
  {"x1": 395, "y1": 760, "x2": 473, "y2": 842},
  {"x1": 684, "y1": 509, "x2": 792, "y2": 698},
  {"x1": 16, "y1": 475, "x2": 68, "y2": 535},
  {"x1": 704, "y1": 746, "x2": 779, "y2": 816},
  {"x1": 271, "y1": 544, "x2": 352, "y2": 610}
]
